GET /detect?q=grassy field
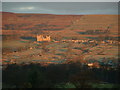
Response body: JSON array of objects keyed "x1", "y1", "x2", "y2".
[{"x1": 2, "y1": 37, "x2": 119, "y2": 65}]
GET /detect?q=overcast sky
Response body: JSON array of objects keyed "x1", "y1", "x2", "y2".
[
  {"x1": 1, "y1": 0, "x2": 120, "y2": 2},
  {"x1": 2, "y1": 2, "x2": 118, "y2": 15}
]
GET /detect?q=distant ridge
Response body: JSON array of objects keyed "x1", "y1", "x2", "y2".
[{"x1": 1, "y1": 11, "x2": 118, "y2": 16}]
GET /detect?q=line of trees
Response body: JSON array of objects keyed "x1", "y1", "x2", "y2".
[{"x1": 2, "y1": 62, "x2": 119, "y2": 88}]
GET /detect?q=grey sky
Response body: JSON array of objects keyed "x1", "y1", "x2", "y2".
[
  {"x1": 1, "y1": 0, "x2": 120, "y2": 2},
  {"x1": 2, "y1": 2, "x2": 118, "y2": 15}
]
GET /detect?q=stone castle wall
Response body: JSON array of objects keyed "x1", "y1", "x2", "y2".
[{"x1": 37, "y1": 35, "x2": 51, "y2": 42}]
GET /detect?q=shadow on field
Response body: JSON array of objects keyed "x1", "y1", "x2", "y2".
[{"x1": 2, "y1": 62, "x2": 120, "y2": 89}]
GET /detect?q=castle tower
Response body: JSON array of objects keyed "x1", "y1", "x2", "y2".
[
  {"x1": 46, "y1": 35, "x2": 51, "y2": 41},
  {"x1": 37, "y1": 35, "x2": 43, "y2": 41}
]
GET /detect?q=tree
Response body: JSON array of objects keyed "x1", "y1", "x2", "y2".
[{"x1": 70, "y1": 70, "x2": 95, "y2": 88}]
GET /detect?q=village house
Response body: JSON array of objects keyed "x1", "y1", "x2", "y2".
[{"x1": 87, "y1": 62, "x2": 100, "y2": 68}]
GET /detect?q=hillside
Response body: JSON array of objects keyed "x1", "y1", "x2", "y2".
[
  {"x1": 2, "y1": 12, "x2": 119, "y2": 66},
  {"x1": 2, "y1": 12, "x2": 118, "y2": 38},
  {"x1": 2, "y1": 12, "x2": 82, "y2": 31}
]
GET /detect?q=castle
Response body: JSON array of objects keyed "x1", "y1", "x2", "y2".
[{"x1": 37, "y1": 34, "x2": 51, "y2": 42}]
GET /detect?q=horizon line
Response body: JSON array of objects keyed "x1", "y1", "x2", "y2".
[{"x1": 1, "y1": 11, "x2": 118, "y2": 15}]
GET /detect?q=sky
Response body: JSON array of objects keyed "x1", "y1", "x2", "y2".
[
  {"x1": 1, "y1": 0, "x2": 120, "y2": 2},
  {"x1": 2, "y1": 2, "x2": 118, "y2": 15}
]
